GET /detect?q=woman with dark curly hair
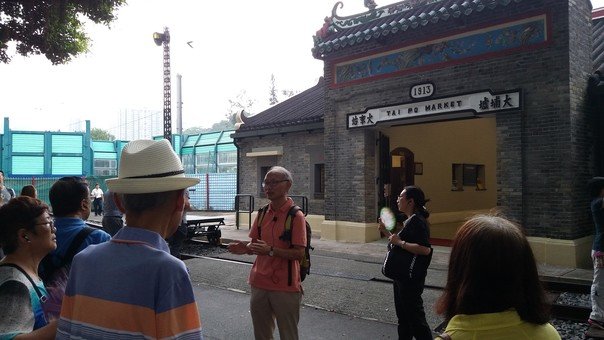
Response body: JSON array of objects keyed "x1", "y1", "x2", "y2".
[
  {"x1": 0, "y1": 196, "x2": 58, "y2": 339},
  {"x1": 435, "y1": 214, "x2": 560, "y2": 339}
]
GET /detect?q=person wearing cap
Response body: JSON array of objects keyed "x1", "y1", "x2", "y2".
[
  {"x1": 589, "y1": 177, "x2": 604, "y2": 330},
  {"x1": 56, "y1": 139, "x2": 203, "y2": 339}
]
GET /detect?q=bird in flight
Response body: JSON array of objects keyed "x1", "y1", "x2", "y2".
[{"x1": 187, "y1": 41, "x2": 194, "y2": 48}]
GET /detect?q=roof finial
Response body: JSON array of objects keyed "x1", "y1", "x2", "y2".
[{"x1": 364, "y1": 0, "x2": 378, "y2": 10}]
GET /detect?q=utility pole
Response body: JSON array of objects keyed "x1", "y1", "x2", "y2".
[
  {"x1": 153, "y1": 27, "x2": 172, "y2": 144},
  {"x1": 177, "y1": 73, "x2": 183, "y2": 136}
]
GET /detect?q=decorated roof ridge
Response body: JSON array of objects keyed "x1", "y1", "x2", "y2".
[
  {"x1": 331, "y1": 0, "x2": 440, "y2": 30},
  {"x1": 236, "y1": 77, "x2": 325, "y2": 132},
  {"x1": 312, "y1": 0, "x2": 524, "y2": 59},
  {"x1": 594, "y1": 7, "x2": 604, "y2": 20}
]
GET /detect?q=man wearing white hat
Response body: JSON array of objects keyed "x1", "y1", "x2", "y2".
[{"x1": 57, "y1": 139, "x2": 203, "y2": 339}]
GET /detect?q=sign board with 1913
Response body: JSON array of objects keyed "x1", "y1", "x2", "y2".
[{"x1": 410, "y1": 82, "x2": 435, "y2": 99}]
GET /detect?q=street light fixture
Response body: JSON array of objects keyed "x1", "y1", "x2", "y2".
[{"x1": 153, "y1": 27, "x2": 172, "y2": 144}]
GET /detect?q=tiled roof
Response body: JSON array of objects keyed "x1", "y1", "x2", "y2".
[
  {"x1": 312, "y1": 0, "x2": 524, "y2": 59},
  {"x1": 593, "y1": 8, "x2": 604, "y2": 72},
  {"x1": 236, "y1": 77, "x2": 324, "y2": 132}
]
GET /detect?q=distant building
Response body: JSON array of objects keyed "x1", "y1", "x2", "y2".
[{"x1": 116, "y1": 108, "x2": 163, "y2": 140}]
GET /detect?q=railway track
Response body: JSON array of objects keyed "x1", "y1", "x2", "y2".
[
  {"x1": 542, "y1": 277, "x2": 591, "y2": 322},
  {"x1": 181, "y1": 239, "x2": 597, "y2": 338}
]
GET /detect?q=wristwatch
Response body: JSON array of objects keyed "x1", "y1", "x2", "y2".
[{"x1": 268, "y1": 247, "x2": 274, "y2": 257}]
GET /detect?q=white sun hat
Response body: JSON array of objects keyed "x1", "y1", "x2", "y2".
[{"x1": 106, "y1": 139, "x2": 200, "y2": 194}]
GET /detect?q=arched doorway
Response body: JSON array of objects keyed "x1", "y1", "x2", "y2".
[{"x1": 389, "y1": 147, "x2": 414, "y2": 214}]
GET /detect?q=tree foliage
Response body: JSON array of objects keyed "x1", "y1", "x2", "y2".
[
  {"x1": 183, "y1": 126, "x2": 204, "y2": 135},
  {"x1": 209, "y1": 120, "x2": 234, "y2": 131},
  {"x1": 227, "y1": 90, "x2": 255, "y2": 125},
  {"x1": 90, "y1": 127, "x2": 115, "y2": 141},
  {"x1": 269, "y1": 74, "x2": 278, "y2": 106},
  {"x1": 282, "y1": 89, "x2": 297, "y2": 98},
  {"x1": 0, "y1": 1, "x2": 126, "y2": 64},
  {"x1": 183, "y1": 120, "x2": 234, "y2": 135}
]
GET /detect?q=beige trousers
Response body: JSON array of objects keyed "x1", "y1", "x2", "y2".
[{"x1": 250, "y1": 286, "x2": 302, "y2": 340}]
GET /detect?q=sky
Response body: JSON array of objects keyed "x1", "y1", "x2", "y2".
[
  {"x1": 0, "y1": 0, "x2": 372, "y2": 136},
  {"x1": 1, "y1": 0, "x2": 603, "y2": 136}
]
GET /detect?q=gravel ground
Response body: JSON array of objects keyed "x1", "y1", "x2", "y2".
[{"x1": 181, "y1": 240, "x2": 228, "y2": 257}]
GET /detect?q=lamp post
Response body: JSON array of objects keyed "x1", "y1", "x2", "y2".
[{"x1": 153, "y1": 27, "x2": 172, "y2": 144}]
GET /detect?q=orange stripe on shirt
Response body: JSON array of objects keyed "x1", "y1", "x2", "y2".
[
  {"x1": 156, "y1": 302, "x2": 202, "y2": 338},
  {"x1": 61, "y1": 295, "x2": 157, "y2": 336}
]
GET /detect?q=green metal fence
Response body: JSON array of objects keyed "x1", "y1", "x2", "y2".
[
  {"x1": 4, "y1": 174, "x2": 237, "y2": 212},
  {"x1": 4, "y1": 176, "x2": 112, "y2": 206}
]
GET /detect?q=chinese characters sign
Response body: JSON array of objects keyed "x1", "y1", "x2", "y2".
[{"x1": 346, "y1": 89, "x2": 521, "y2": 129}]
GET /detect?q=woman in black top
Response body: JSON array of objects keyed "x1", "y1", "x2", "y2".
[{"x1": 379, "y1": 185, "x2": 433, "y2": 340}]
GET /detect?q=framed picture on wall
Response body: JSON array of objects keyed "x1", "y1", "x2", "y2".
[{"x1": 414, "y1": 162, "x2": 423, "y2": 175}]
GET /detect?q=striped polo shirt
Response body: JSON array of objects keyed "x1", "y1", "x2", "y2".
[{"x1": 57, "y1": 227, "x2": 203, "y2": 339}]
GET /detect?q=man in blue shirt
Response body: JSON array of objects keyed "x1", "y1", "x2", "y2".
[{"x1": 46, "y1": 177, "x2": 111, "y2": 269}]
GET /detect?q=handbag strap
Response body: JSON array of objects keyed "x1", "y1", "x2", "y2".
[{"x1": 0, "y1": 263, "x2": 46, "y2": 301}]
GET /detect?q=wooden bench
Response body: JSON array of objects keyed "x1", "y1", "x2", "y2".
[{"x1": 186, "y1": 217, "x2": 225, "y2": 245}]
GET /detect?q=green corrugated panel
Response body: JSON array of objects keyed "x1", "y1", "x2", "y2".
[
  {"x1": 12, "y1": 156, "x2": 44, "y2": 175},
  {"x1": 181, "y1": 147, "x2": 194, "y2": 155},
  {"x1": 51, "y1": 156, "x2": 83, "y2": 175},
  {"x1": 195, "y1": 145, "x2": 214, "y2": 153},
  {"x1": 182, "y1": 135, "x2": 198, "y2": 147},
  {"x1": 217, "y1": 130, "x2": 235, "y2": 144},
  {"x1": 92, "y1": 141, "x2": 116, "y2": 153},
  {"x1": 12, "y1": 134, "x2": 44, "y2": 153},
  {"x1": 52, "y1": 135, "x2": 83, "y2": 153},
  {"x1": 118, "y1": 141, "x2": 128, "y2": 153},
  {"x1": 94, "y1": 152, "x2": 117, "y2": 160},
  {"x1": 217, "y1": 143, "x2": 236, "y2": 152},
  {"x1": 196, "y1": 132, "x2": 221, "y2": 146}
]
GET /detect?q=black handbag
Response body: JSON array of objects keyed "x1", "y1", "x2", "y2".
[{"x1": 382, "y1": 243, "x2": 432, "y2": 281}]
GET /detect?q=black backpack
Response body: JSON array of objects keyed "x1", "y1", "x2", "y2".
[{"x1": 258, "y1": 204, "x2": 313, "y2": 285}]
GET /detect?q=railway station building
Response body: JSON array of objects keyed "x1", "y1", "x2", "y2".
[{"x1": 233, "y1": 0, "x2": 604, "y2": 267}]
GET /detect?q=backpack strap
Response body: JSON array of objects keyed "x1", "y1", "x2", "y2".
[
  {"x1": 63, "y1": 226, "x2": 96, "y2": 265},
  {"x1": 256, "y1": 204, "x2": 269, "y2": 240},
  {"x1": 282, "y1": 205, "x2": 301, "y2": 286}
]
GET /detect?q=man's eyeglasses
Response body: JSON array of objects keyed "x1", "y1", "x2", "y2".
[{"x1": 262, "y1": 179, "x2": 289, "y2": 188}]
